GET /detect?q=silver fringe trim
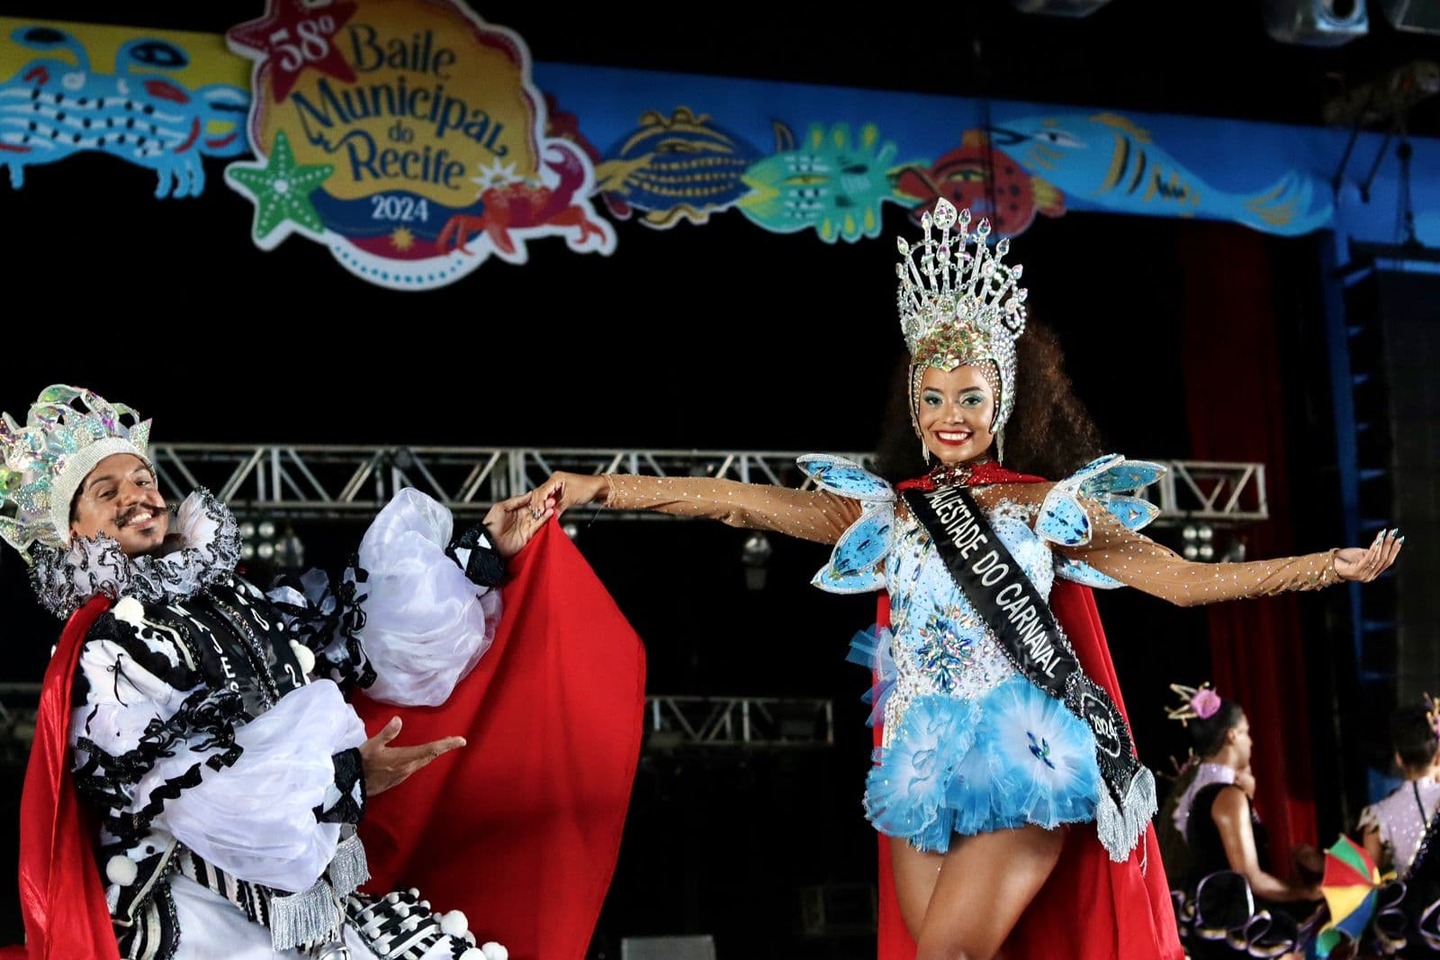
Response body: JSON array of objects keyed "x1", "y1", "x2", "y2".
[
  {"x1": 1094, "y1": 765, "x2": 1158, "y2": 864},
  {"x1": 328, "y1": 832, "x2": 371, "y2": 899},
  {"x1": 269, "y1": 878, "x2": 341, "y2": 952}
]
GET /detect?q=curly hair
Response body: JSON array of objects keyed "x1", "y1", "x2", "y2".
[{"x1": 872, "y1": 314, "x2": 1106, "y2": 483}]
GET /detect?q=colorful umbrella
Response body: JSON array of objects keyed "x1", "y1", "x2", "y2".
[{"x1": 1314, "y1": 834, "x2": 1383, "y2": 958}]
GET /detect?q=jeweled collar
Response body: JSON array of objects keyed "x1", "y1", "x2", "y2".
[
  {"x1": 898, "y1": 459, "x2": 1046, "y2": 491},
  {"x1": 27, "y1": 488, "x2": 242, "y2": 619}
]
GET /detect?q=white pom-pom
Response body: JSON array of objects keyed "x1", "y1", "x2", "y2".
[
  {"x1": 481, "y1": 942, "x2": 508, "y2": 960},
  {"x1": 106, "y1": 854, "x2": 137, "y2": 886},
  {"x1": 440, "y1": 910, "x2": 470, "y2": 937},
  {"x1": 112, "y1": 597, "x2": 145, "y2": 627},
  {"x1": 458, "y1": 949, "x2": 484, "y2": 960},
  {"x1": 289, "y1": 640, "x2": 316, "y2": 675}
]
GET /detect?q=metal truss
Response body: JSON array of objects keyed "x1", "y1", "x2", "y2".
[
  {"x1": 1148, "y1": 460, "x2": 1269, "y2": 528},
  {"x1": 643, "y1": 695, "x2": 834, "y2": 748},
  {"x1": 0, "y1": 683, "x2": 832, "y2": 752},
  {"x1": 146, "y1": 444, "x2": 1269, "y2": 527}
]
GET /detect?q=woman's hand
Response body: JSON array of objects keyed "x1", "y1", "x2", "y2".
[
  {"x1": 1334, "y1": 527, "x2": 1404, "y2": 582},
  {"x1": 529, "y1": 471, "x2": 609, "y2": 518},
  {"x1": 359, "y1": 715, "x2": 465, "y2": 797}
]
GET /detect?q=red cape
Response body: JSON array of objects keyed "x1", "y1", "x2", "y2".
[
  {"x1": 17, "y1": 594, "x2": 120, "y2": 960},
  {"x1": 880, "y1": 471, "x2": 1184, "y2": 960},
  {"x1": 350, "y1": 519, "x2": 647, "y2": 960}
]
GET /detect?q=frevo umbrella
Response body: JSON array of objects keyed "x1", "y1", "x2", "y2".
[{"x1": 1314, "y1": 833, "x2": 1383, "y2": 959}]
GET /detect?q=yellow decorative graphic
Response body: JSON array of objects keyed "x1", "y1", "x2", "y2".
[{"x1": 226, "y1": 0, "x2": 614, "y2": 291}]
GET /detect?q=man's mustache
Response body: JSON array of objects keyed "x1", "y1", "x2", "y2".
[{"x1": 117, "y1": 500, "x2": 169, "y2": 528}]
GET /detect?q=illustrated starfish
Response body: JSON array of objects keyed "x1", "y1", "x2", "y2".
[{"x1": 225, "y1": 130, "x2": 333, "y2": 247}]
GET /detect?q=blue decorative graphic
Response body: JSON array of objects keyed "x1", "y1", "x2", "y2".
[
  {"x1": 0, "y1": 24, "x2": 248, "y2": 197},
  {"x1": 595, "y1": 106, "x2": 763, "y2": 228},
  {"x1": 989, "y1": 111, "x2": 1333, "y2": 236},
  {"x1": 736, "y1": 121, "x2": 914, "y2": 242}
]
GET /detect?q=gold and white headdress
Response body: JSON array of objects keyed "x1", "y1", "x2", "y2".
[
  {"x1": 0, "y1": 385, "x2": 152, "y2": 557},
  {"x1": 896, "y1": 198, "x2": 1028, "y2": 450}
]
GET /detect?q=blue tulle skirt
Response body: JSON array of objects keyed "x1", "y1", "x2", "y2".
[{"x1": 859, "y1": 665, "x2": 1103, "y2": 853}]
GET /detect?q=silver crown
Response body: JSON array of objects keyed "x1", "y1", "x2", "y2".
[{"x1": 895, "y1": 198, "x2": 1028, "y2": 438}]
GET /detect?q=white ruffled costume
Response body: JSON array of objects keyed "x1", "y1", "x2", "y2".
[{"x1": 41, "y1": 487, "x2": 506, "y2": 960}]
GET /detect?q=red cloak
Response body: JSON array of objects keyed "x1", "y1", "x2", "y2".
[
  {"x1": 16, "y1": 594, "x2": 119, "y2": 960},
  {"x1": 350, "y1": 519, "x2": 647, "y2": 960}
]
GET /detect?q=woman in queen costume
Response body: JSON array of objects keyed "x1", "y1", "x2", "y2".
[{"x1": 529, "y1": 198, "x2": 1403, "y2": 960}]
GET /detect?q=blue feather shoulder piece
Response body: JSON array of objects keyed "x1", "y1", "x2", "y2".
[
  {"x1": 1035, "y1": 454, "x2": 1166, "y2": 547},
  {"x1": 797, "y1": 454, "x2": 894, "y2": 594}
]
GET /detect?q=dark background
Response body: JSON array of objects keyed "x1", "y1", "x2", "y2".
[{"x1": 1, "y1": 1, "x2": 1436, "y2": 957}]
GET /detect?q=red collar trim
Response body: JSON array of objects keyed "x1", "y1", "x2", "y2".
[{"x1": 896, "y1": 460, "x2": 1046, "y2": 491}]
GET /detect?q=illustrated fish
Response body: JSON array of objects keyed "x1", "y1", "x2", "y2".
[
  {"x1": 737, "y1": 120, "x2": 913, "y2": 243},
  {"x1": 593, "y1": 106, "x2": 761, "y2": 228},
  {"x1": 894, "y1": 128, "x2": 1064, "y2": 237},
  {"x1": 989, "y1": 112, "x2": 1332, "y2": 236}
]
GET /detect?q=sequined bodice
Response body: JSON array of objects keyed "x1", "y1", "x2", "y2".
[{"x1": 885, "y1": 494, "x2": 1053, "y2": 714}]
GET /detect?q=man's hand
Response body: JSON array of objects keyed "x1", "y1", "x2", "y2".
[
  {"x1": 360, "y1": 716, "x2": 465, "y2": 796},
  {"x1": 482, "y1": 490, "x2": 554, "y2": 558}
]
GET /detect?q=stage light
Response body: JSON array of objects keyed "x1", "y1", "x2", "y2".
[
  {"x1": 742, "y1": 532, "x2": 772, "y2": 591},
  {"x1": 1263, "y1": 0, "x2": 1368, "y2": 46},
  {"x1": 562, "y1": 522, "x2": 580, "y2": 540},
  {"x1": 237, "y1": 515, "x2": 306, "y2": 572}
]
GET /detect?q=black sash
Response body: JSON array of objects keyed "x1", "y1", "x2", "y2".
[{"x1": 903, "y1": 484, "x2": 1142, "y2": 814}]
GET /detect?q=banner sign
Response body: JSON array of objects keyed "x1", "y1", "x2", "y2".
[
  {"x1": 0, "y1": 19, "x2": 248, "y2": 197},
  {"x1": 2, "y1": 4, "x2": 1436, "y2": 291},
  {"x1": 221, "y1": 0, "x2": 615, "y2": 290}
]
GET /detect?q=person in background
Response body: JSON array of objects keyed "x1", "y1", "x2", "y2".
[
  {"x1": 1359, "y1": 698, "x2": 1440, "y2": 879},
  {"x1": 526, "y1": 198, "x2": 1402, "y2": 960},
  {"x1": 1168, "y1": 683, "x2": 1324, "y2": 960}
]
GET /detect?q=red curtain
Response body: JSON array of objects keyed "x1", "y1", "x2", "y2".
[{"x1": 1177, "y1": 221, "x2": 1317, "y2": 873}]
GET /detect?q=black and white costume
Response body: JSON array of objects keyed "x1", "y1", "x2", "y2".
[{"x1": 32, "y1": 486, "x2": 507, "y2": 960}]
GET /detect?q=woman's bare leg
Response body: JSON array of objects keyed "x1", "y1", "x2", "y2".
[
  {"x1": 889, "y1": 836, "x2": 946, "y2": 936},
  {"x1": 890, "y1": 824, "x2": 1065, "y2": 960}
]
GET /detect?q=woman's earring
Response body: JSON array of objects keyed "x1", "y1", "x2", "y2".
[{"x1": 921, "y1": 440, "x2": 931, "y2": 464}]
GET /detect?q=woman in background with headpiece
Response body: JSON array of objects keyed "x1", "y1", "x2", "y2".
[
  {"x1": 529, "y1": 198, "x2": 1402, "y2": 960},
  {"x1": 1358, "y1": 698, "x2": 1440, "y2": 879},
  {"x1": 1165, "y1": 684, "x2": 1324, "y2": 960}
]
